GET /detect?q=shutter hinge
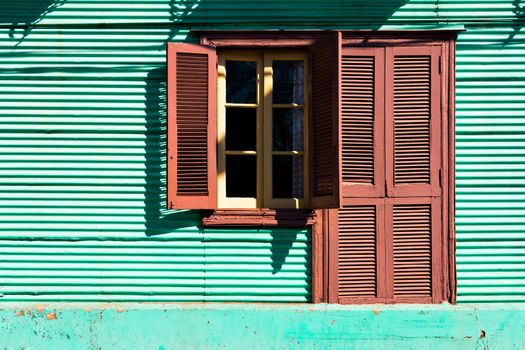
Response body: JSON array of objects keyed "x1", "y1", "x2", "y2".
[
  {"x1": 438, "y1": 56, "x2": 442, "y2": 75},
  {"x1": 439, "y1": 168, "x2": 443, "y2": 187}
]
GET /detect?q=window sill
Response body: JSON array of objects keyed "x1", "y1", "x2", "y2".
[{"x1": 201, "y1": 209, "x2": 317, "y2": 227}]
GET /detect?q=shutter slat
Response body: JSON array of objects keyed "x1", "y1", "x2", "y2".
[
  {"x1": 342, "y1": 56, "x2": 374, "y2": 185},
  {"x1": 393, "y1": 56, "x2": 431, "y2": 186},
  {"x1": 176, "y1": 51, "x2": 210, "y2": 194}
]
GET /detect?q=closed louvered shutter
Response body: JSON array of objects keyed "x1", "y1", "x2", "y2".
[
  {"x1": 386, "y1": 46, "x2": 441, "y2": 197},
  {"x1": 341, "y1": 47, "x2": 385, "y2": 198},
  {"x1": 332, "y1": 44, "x2": 445, "y2": 304},
  {"x1": 167, "y1": 43, "x2": 217, "y2": 209},
  {"x1": 385, "y1": 197, "x2": 442, "y2": 302},
  {"x1": 336, "y1": 199, "x2": 386, "y2": 303},
  {"x1": 310, "y1": 32, "x2": 342, "y2": 209}
]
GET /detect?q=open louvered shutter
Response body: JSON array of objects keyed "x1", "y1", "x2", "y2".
[
  {"x1": 385, "y1": 46, "x2": 441, "y2": 197},
  {"x1": 310, "y1": 32, "x2": 342, "y2": 209},
  {"x1": 341, "y1": 47, "x2": 385, "y2": 198},
  {"x1": 385, "y1": 197, "x2": 442, "y2": 302},
  {"x1": 167, "y1": 43, "x2": 217, "y2": 209}
]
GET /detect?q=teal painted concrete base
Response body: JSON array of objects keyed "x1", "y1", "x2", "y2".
[{"x1": 0, "y1": 303, "x2": 523, "y2": 349}]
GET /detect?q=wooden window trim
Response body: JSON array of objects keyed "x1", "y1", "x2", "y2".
[
  {"x1": 202, "y1": 208, "x2": 316, "y2": 227},
  {"x1": 196, "y1": 31, "x2": 457, "y2": 304}
]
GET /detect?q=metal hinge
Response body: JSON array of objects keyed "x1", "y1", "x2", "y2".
[
  {"x1": 438, "y1": 56, "x2": 442, "y2": 75},
  {"x1": 439, "y1": 169, "x2": 443, "y2": 187}
]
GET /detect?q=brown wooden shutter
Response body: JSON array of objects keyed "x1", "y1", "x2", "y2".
[
  {"x1": 333, "y1": 198, "x2": 386, "y2": 304},
  {"x1": 310, "y1": 32, "x2": 342, "y2": 209},
  {"x1": 385, "y1": 46, "x2": 441, "y2": 198},
  {"x1": 341, "y1": 47, "x2": 385, "y2": 198},
  {"x1": 385, "y1": 197, "x2": 442, "y2": 302},
  {"x1": 382, "y1": 46, "x2": 443, "y2": 302},
  {"x1": 330, "y1": 43, "x2": 446, "y2": 304},
  {"x1": 167, "y1": 43, "x2": 217, "y2": 209}
]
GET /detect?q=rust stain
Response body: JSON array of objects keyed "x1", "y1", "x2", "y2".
[
  {"x1": 46, "y1": 312, "x2": 58, "y2": 320},
  {"x1": 116, "y1": 307, "x2": 124, "y2": 314},
  {"x1": 15, "y1": 309, "x2": 25, "y2": 317},
  {"x1": 35, "y1": 304, "x2": 46, "y2": 314},
  {"x1": 331, "y1": 319, "x2": 336, "y2": 325},
  {"x1": 373, "y1": 309, "x2": 381, "y2": 315}
]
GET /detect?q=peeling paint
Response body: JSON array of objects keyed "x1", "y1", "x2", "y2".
[
  {"x1": 45, "y1": 312, "x2": 58, "y2": 320},
  {"x1": 15, "y1": 309, "x2": 25, "y2": 317},
  {"x1": 1, "y1": 303, "x2": 521, "y2": 350},
  {"x1": 35, "y1": 305, "x2": 46, "y2": 315}
]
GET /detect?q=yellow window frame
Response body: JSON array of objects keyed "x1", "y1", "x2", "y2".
[{"x1": 218, "y1": 51, "x2": 309, "y2": 209}]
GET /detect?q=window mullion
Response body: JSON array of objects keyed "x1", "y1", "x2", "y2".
[{"x1": 262, "y1": 54, "x2": 273, "y2": 208}]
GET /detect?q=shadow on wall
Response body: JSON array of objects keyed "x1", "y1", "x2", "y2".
[
  {"x1": 0, "y1": 0, "x2": 65, "y2": 40},
  {"x1": 504, "y1": 0, "x2": 525, "y2": 45},
  {"x1": 0, "y1": 0, "x2": 65, "y2": 25},
  {"x1": 144, "y1": 68, "x2": 200, "y2": 236},
  {"x1": 143, "y1": 0, "x2": 413, "y2": 239}
]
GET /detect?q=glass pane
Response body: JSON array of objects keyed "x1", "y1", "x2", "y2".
[
  {"x1": 226, "y1": 155, "x2": 256, "y2": 198},
  {"x1": 273, "y1": 155, "x2": 304, "y2": 199},
  {"x1": 273, "y1": 108, "x2": 304, "y2": 151},
  {"x1": 226, "y1": 108, "x2": 256, "y2": 151},
  {"x1": 273, "y1": 60, "x2": 304, "y2": 104},
  {"x1": 226, "y1": 61, "x2": 257, "y2": 104}
]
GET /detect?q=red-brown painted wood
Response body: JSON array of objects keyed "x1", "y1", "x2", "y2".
[
  {"x1": 447, "y1": 38, "x2": 457, "y2": 304},
  {"x1": 189, "y1": 31, "x2": 457, "y2": 304},
  {"x1": 326, "y1": 38, "x2": 455, "y2": 305},
  {"x1": 385, "y1": 197, "x2": 442, "y2": 301},
  {"x1": 312, "y1": 209, "x2": 324, "y2": 303},
  {"x1": 325, "y1": 209, "x2": 338, "y2": 303},
  {"x1": 201, "y1": 209, "x2": 315, "y2": 227},
  {"x1": 336, "y1": 198, "x2": 386, "y2": 304},
  {"x1": 385, "y1": 45, "x2": 441, "y2": 198},
  {"x1": 341, "y1": 47, "x2": 385, "y2": 198},
  {"x1": 167, "y1": 43, "x2": 217, "y2": 209},
  {"x1": 310, "y1": 31, "x2": 342, "y2": 209}
]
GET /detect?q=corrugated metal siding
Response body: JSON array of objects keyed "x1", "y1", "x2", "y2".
[
  {"x1": 0, "y1": 11, "x2": 311, "y2": 301},
  {"x1": 0, "y1": 0, "x2": 524, "y2": 303},
  {"x1": 0, "y1": 228, "x2": 310, "y2": 301},
  {"x1": 455, "y1": 26, "x2": 525, "y2": 303},
  {"x1": 1, "y1": 0, "x2": 438, "y2": 26}
]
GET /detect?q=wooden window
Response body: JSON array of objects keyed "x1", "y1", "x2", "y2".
[
  {"x1": 167, "y1": 32, "x2": 456, "y2": 303},
  {"x1": 167, "y1": 34, "x2": 342, "y2": 212}
]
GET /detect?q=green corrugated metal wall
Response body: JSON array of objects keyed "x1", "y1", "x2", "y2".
[
  {"x1": 0, "y1": 0, "x2": 523, "y2": 303},
  {"x1": 455, "y1": 25, "x2": 525, "y2": 303}
]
